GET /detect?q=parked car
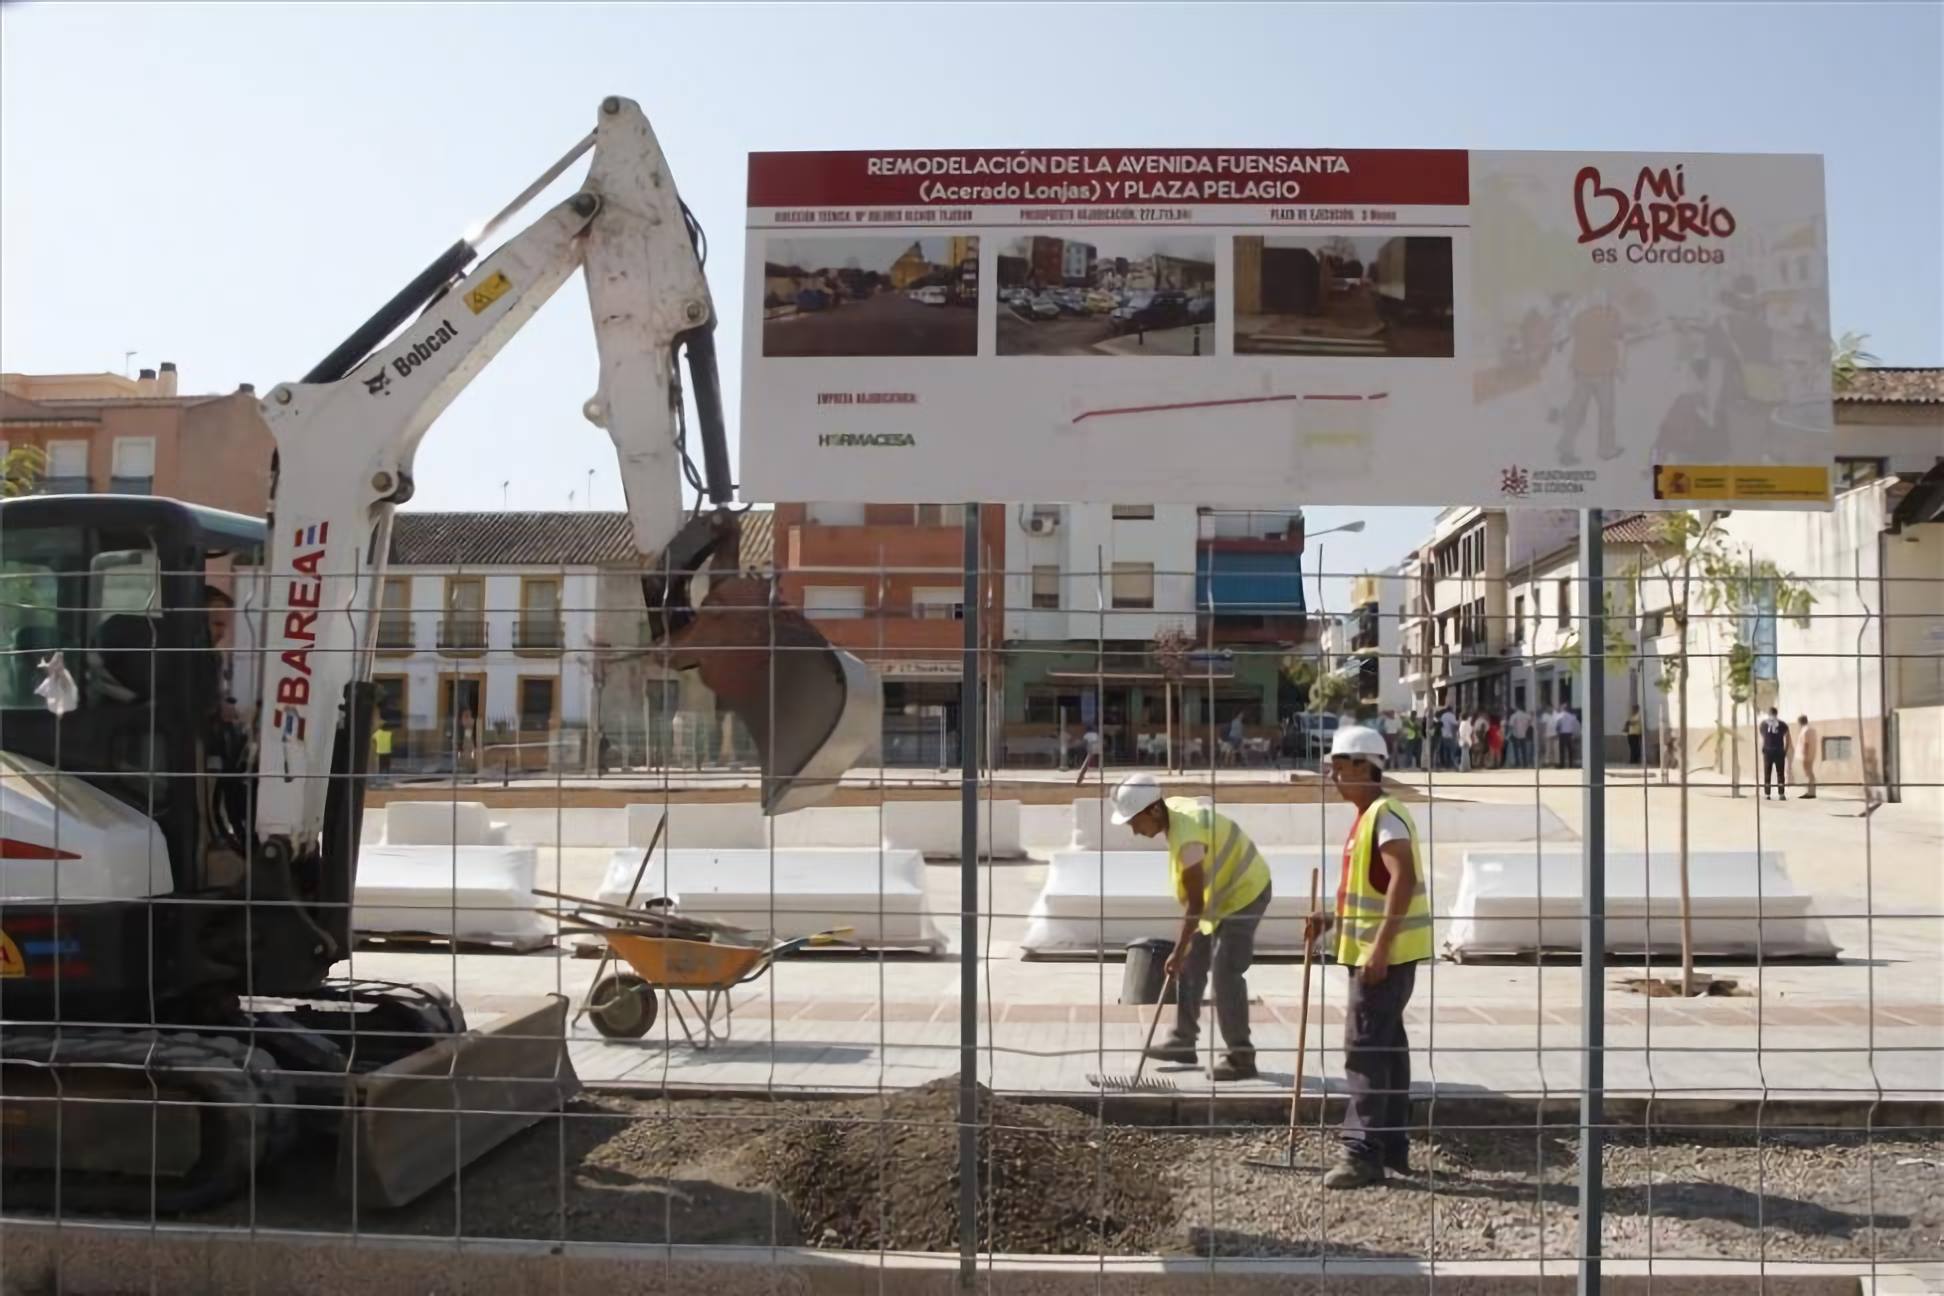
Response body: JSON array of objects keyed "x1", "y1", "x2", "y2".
[
  {"x1": 795, "y1": 288, "x2": 831, "y2": 312},
  {"x1": 1030, "y1": 296, "x2": 1062, "y2": 320},
  {"x1": 1186, "y1": 294, "x2": 1216, "y2": 324},
  {"x1": 913, "y1": 285, "x2": 948, "y2": 306},
  {"x1": 1057, "y1": 292, "x2": 1089, "y2": 316},
  {"x1": 1085, "y1": 290, "x2": 1118, "y2": 314},
  {"x1": 1110, "y1": 291, "x2": 1190, "y2": 333}
]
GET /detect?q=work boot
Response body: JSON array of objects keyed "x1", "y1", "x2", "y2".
[
  {"x1": 1209, "y1": 1054, "x2": 1259, "y2": 1082},
  {"x1": 1323, "y1": 1155, "x2": 1385, "y2": 1190},
  {"x1": 1143, "y1": 1039, "x2": 1198, "y2": 1065}
]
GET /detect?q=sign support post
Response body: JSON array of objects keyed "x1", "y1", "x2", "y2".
[
  {"x1": 958, "y1": 502, "x2": 981, "y2": 1286},
  {"x1": 1578, "y1": 507, "x2": 1607, "y2": 1296}
]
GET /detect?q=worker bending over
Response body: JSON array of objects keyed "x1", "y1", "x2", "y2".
[
  {"x1": 1111, "y1": 773, "x2": 1273, "y2": 1081},
  {"x1": 1306, "y1": 725, "x2": 1433, "y2": 1188}
]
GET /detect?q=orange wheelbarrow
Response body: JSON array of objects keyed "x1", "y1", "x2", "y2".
[{"x1": 563, "y1": 907, "x2": 852, "y2": 1049}]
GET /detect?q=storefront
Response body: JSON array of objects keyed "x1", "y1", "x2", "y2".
[{"x1": 1000, "y1": 643, "x2": 1279, "y2": 765}]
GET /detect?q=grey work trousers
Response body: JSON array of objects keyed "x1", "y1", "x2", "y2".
[
  {"x1": 1341, "y1": 958, "x2": 1419, "y2": 1168},
  {"x1": 1170, "y1": 883, "x2": 1272, "y2": 1058}
]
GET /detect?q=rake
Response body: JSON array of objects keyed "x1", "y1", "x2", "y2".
[
  {"x1": 1245, "y1": 867, "x2": 1320, "y2": 1172},
  {"x1": 1086, "y1": 969, "x2": 1184, "y2": 1093}
]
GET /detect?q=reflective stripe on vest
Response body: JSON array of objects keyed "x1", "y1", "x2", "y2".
[
  {"x1": 1165, "y1": 798, "x2": 1271, "y2": 936},
  {"x1": 1334, "y1": 795, "x2": 1434, "y2": 967}
]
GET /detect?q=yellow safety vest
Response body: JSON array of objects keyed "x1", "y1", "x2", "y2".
[
  {"x1": 1164, "y1": 797, "x2": 1271, "y2": 936},
  {"x1": 373, "y1": 727, "x2": 393, "y2": 755},
  {"x1": 1334, "y1": 795, "x2": 1434, "y2": 967}
]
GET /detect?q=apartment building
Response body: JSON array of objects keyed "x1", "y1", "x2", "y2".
[
  {"x1": 773, "y1": 502, "x2": 1005, "y2": 765},
  {"x1": 1, "y1": 366, "x2": 271, "y2": 515},
  {"x1": 1341, "y1": 568, "x2": 1411, "y2": 715},
  {"x1": 1000, "y1": 503, "x2": 1304, "y2": 763},
  {"x1": 1404, "y1": 506, "x2": 1511, "y2": 715}
]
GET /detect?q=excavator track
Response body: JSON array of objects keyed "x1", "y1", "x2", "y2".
[{"x1": 0, "y1": 1029, "x2": 296, "y2": 1215}]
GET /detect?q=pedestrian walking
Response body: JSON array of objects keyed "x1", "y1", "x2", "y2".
[
  {"x1": 1796, "y1": 715, "x2": 1818, "y2": 798},
  {"x1": 1625, "y1": 705, "x2": 1643, "y2": 765},
  {"x1": 1758, "y1": 707, "x2": 1792, "y2": 800},
  {"x1": 1400, "y1": 712, "x2": 1420, "y2": 770},
  {"x1": 1456, "y1": 712, "x2": 1474, "y2": 772},
  {"x1": 1487, "y1": 713, "x2": 1504, "y2": 769},
  {"x1": 1438, "y1": 706, "x2": 1459, "y2": 770},
  {"x1": 1305, "y1": 725, "x2": 1432, "y2": 1188},
  {"x1": 1111, "y1": 773, "x2": 1273, "y2": 1081}
]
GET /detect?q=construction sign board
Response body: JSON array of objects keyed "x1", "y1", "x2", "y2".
[{"x1": 738, "y1": 149, "x2": 1831, "y2": 510}]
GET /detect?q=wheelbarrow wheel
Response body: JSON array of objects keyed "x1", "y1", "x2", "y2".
[{"x1": 588, "y1": 972, "x2": 657, "y2": 1039}]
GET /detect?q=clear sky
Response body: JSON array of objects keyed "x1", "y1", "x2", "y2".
[{"x1": 4, "y1": 2, "x2": 1939, "y2": 609}]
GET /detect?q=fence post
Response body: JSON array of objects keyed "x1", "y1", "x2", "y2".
[
  {"x1": 1578, "y1": 507, "x2": 1606, "y2": 1296},
  {"x1": 958, "y1": 501, "x2": 981, "y2": 1286}
]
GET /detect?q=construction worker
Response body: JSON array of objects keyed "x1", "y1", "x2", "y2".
[
  {"x1": 1110, "y1": 773, "x2": 1273, "y2": 1080},
  {"x1": 1305, "y1": 725, "x2": 1433, "y2": 1188}
]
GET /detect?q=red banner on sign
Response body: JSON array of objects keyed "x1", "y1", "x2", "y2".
[{"x1": 749, "y1": 149, "x2": 1469, "y2": 207}]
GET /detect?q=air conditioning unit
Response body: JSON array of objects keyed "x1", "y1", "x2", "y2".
[{"x1": 1024, "y1": 509, "x2": 1061, "y2": 536}]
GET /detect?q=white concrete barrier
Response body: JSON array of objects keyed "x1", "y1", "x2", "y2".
[
  {"x1": 382, "y1": 801, "x2": 508, "y2": 846},
  {"x1": 592, "y1": 847, "x2": 946, "y2": 952},
  {"x1": 1443, "y1": 850, "x2": 1838, "y2": 960},
  {"x1": 353, "y1": 844, "x2": 550, "y2": 947},
  {"x1": 491, "y1": 806, "x2": 627, "y2": 848},
  {"x1": 1068, "y1": 797, "x2": 1572, "y2": 850},
  {"x1": 881, "y1": 798, "x2": 1022, "y2": 857},
  {"x1": 622, "y1": 803, "x2": 887, "y2": 850},
  {"x1": 1021, "y1": 848, "x2": 1340, "y2": 957}
]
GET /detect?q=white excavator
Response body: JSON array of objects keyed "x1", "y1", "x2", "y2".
[{"x1": 0, "y1": 96, "x2": 880, "y2": 1212}]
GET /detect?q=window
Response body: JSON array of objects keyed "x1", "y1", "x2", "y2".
[
  {"x1": 518, "y1": 577, "x2": 562, "y2": 650},
  {"x1": 1835, "y1": 457, "x2": 1886, "y2": 489},
  {"x1": 915, "y1": 503, "x2": 966, "y2": 527},
  {"x1": 1032, "y1": 565, "x2": 1060, "y2": 610},
  {"x1": 43, "y1": 439, "x2": 89, "y2": 493},
  {"x1": 517, "y1": 677, "x2": 557, "y2": 732},
  {"x1": 377, "y1": 577, "x2": 413, "y2": 649},
  {"x1": 912, "y1": 586, "x2": 963, "y2": 620},
  {"x1": 110, "y1": 436, "x2": 156, "y2": 494},
  {"x1": 372, "y1": 675, "x2": 408, "y2": 730},
  {"x1": 802, "y1": 585, "x2": 865, "y2": 619},
  {"x1": 1111, "y1": 504, "x2": 1155, "y2": 520},
  {"x1": 1511, "y1": 595, "x2": 1525, "y2": 643},
  {"x1": 1110, "y1": 562, "x2": 1154, "y2": 609},
  {"x1": 1557, "y1": 578, "x2": 1572, "y2": 630},
  {"x1": 805, "y1": 501, "x2": 864, "y2": 526},
  {"x1": 1821, "y1": 735, "x2": 1853, "y2": 762},
  {"x1": 441, "y1": 576, "x2": 486, "y2": 651}
]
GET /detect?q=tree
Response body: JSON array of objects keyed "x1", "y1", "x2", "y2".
[
  {"x1": 1307, "y1": 670, "x2": 1360, "y2": 718},
  {"x1": 3, "y1": 444, "x2": 44, "y2": 498},
  {"x1": 1149, "y1": 626, "x2": 1195, "y2": 770},
  {"x1": 1831, "y1": 331, "x2": 1880, "y2": 392},
  {"x1": 1636, "y1": 513, "x2": 1814, "y2": 994}
]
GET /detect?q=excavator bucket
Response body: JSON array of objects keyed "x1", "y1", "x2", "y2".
[
  {"x1": 338, "y1": 995, "x2": 580, "y2": 1209},
  {"x1": 673, "y1": 573, "x2": 883, "y2": 815}
]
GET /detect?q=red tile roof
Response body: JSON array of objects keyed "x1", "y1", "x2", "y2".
[{"x1": 1834, "y1": 367, "x2": 1944, "y2": 404}]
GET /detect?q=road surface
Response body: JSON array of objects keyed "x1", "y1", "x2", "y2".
[{"x1": 764, "y1": 293, "x2": 976, "y2": 358}]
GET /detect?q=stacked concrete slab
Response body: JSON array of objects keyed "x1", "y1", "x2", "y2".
[{"x1": 354, "y1": 801, "x2": 551, "y2": 947}]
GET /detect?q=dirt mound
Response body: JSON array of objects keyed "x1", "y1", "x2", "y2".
[{"x1": 734, "y1": 1079, "x2": 1176, "y2": 1253}]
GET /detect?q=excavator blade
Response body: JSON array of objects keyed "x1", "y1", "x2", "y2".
[
  {"x1": 338, "y1": 995, "x2": 579, "y2": 1209},
  {"x1": 672, "y1": 573, "x2": 882, "y2": 814}
]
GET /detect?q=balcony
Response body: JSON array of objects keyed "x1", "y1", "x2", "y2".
[
  {"x1": 375, "y1": 615, "x2": 415, "y2": 653},
  {"x1": 514, "y1": 617, "x2": 566, "y2": 655},
  {"x1": 109, "y1": 475, "x2": 153, "y2": 495},
  {"x1": 437, "y1": 616, "x2": 488, "y2": 655},
  {"x1": 35, "y1": 475, "x2": 92, "y2": 496}
]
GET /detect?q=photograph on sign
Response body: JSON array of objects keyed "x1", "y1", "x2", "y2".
[
  {"x1": 1235, "y1": 235, "x2": 1454, "y2": 357},
  {"x1": 741, "y1": 149, "x2": 1831, "y2": 510},
  {"x1": 762, "y1": 235, "x2": 980, "y2": 357},
  {"x1": 995, "y1": 233, "x2": 1215, "y2": 357}
]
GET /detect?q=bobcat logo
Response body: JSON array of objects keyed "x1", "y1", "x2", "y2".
[
  {"x1": 363, "y1": 368, "x2": 391, "y2": 397},
  {"x1": 1500, "y1": 465, "x2": 1531, "y2": 497}
]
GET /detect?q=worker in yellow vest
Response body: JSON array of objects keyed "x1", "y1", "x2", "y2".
[
  {"x1": 1304, "y1": 724, "x2": 1434, "y2": 1188},
  {"x1": 372, "y1": 716, "x2": 394, "y2": 776},
  {"x1": 1110, "y1": 773, "x2": 1274, "y2": 1080}
]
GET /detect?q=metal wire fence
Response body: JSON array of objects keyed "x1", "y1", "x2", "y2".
[{"x1": 0, "y1": 519, "x2": 1939, "y2": 1293}]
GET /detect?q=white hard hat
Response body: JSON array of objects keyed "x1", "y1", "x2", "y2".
[
  {"x1": 1109, "y1": 772, "x2": 1164, "y2": 824},
  {"x1": 1329, "y1": 724, "x2": 1389, "y2": 767}
]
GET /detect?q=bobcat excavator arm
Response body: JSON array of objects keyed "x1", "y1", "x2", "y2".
[{"x1": 250, "y1": 96, "x2": 879, "y2": 883}]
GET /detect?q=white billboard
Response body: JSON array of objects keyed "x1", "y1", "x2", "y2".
[{"x1": 740, "y1": 149, "x2": 1831, "y2": 509}]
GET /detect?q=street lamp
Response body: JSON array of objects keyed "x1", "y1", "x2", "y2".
[{"x1": 1309, "y1": 519, "x2": 1366, "y2": 617}]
